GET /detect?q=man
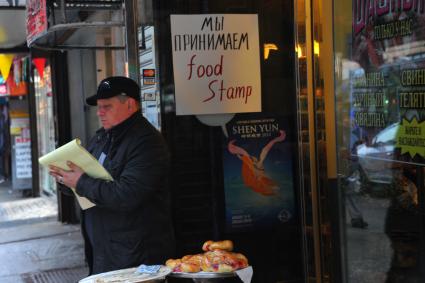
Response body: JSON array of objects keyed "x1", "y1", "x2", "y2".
[{"x1": 49, "y1": 76, "x2": 175, "y2": 275}]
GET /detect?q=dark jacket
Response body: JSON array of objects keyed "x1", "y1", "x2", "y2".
[{"x1": 76, "y1": 113, "x2": 175, "y2": 275}]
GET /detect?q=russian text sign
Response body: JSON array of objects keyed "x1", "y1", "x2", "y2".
[{"x1": 170, "y1": 14, "x2": 262, "y2": 115}]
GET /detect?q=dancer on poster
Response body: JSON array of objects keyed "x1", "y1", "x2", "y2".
[
  {"x1": 222, "y1": 115, "x2": 295, "y2": 232},
  {"x1": 227, "y1": 130, "x2": 286, "y2": 196}
]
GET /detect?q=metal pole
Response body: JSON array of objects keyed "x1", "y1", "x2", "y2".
[
  {"x1": 305, "y1": 0, "x2": 323, "y2": 281},
  {"x1": 124, "y1": 0, "x2": 140, "y2": 82},
  {"x1": 59, "y1": 0, "x2": 66, "y2": 23}
]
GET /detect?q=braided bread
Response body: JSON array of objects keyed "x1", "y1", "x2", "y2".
[
  {"x1": 165, "y1": 258, "x2": 181, "y2": 270},
  {"x1": 201, "y1": 250, "x2": 248, "y2": 272},
  {"x1": 202, "y1": 240, "x2": 234, "y2": 252},
  {"x1": 166, "y1": 240, "x2": 248, "y2": 273},
  {"x1": 166, "y1": 254, "x2": 203, "y2": 273}
]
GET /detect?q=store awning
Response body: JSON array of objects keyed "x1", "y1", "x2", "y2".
[
  {"x1": 23, "y1": 0, "x2": 151, "y2": 81},
  {"x1": 26, "y1": 0, "x2": 128, "y2": 50}
]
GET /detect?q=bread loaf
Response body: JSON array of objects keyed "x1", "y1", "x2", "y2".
[
  {"x1": 202, "y1": 240, "x2": 234, "y2": 252},
  {"x1": 166, "y1": 239, "x2": 248, "y2": 273}
]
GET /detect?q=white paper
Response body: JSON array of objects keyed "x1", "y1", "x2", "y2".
[{"x1": 236, "y1": 266, "x2": 253, "y2": 283}]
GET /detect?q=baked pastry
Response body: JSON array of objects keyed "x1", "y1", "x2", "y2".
[
  {"x1": 166, "y1": 240, "x2": 248, "y2": 273},
  {"x1": 202, "y1": 240, "x2": 234, "y2": 252},
  {"x1": 201, "y1": 250, "x2": 249, "y2": 272},
  {"x1": 182, "y1": 254, "x2": 204, "y2": 265},
  {"x1": 166, "y1": 254, "x2": 203, "y2": 273},
  {"x1": 165, "y1": 258, "x2": 181, "y2": 270},
  {"x1": 178, "y1": 262, "x2": 202, "y2": 273}
]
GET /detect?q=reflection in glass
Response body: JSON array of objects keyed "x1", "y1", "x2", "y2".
[{"x1": 335, "y1": 0, "x2": 425, "y2": 282}]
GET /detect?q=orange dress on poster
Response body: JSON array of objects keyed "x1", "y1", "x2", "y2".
[{"x1": 228, "y1": 130, "x2": 286, "y2": 196}]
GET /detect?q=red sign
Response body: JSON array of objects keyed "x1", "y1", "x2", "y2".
[
  {"x1": 16, "y1": 137, "x2": 31, "y2": 143},
  {"x1": 143, "y1": 69, "x2": 155, "y2": 77},
  {"x1": 7, "y1": 75, "x2": 27, "y2": 96},
  {"x1": 26, "y1": 0, "x2": 48, "y2": 46},
  {"x1": 142, "y1": 69, "x2": 156, "y2": 85}
]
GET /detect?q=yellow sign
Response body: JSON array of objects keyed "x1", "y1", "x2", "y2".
[
  {"x1": 10, "y1": 127, "x2": 22, "y2": 135},
  {"x1": 0, "y1": 54, "x2": 14, "y2": 81},
  {"x1": 395, "y1": 118, "x2": 425, "y2": 158}
]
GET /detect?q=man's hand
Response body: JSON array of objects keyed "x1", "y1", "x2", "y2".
[{"x1": 49, "y1": 161, "x2": 84, "y2": 188}]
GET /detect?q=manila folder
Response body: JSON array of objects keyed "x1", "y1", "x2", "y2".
[{"x1": 38, "y1": 138, "x2": 113, "y2": 210}]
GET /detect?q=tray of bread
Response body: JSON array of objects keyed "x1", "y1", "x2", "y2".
[{"x1": 166, "y1": 240, "x2": 250, "y2": 278}]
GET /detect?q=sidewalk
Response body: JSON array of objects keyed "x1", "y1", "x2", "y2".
[{"x1": 0, "y1": 181, "x2": 89, "y2": 283}]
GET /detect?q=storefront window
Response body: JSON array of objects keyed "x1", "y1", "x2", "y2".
[{"x1": 334, "y1": 1, "x2": 425, "y2": 282}]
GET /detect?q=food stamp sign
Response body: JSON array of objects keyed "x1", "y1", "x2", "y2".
[{"x1": 170, "y1": 14, "x2": 262, "y2": 115}]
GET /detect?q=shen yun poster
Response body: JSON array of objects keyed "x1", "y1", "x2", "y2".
[
  {"x1": 222, "y1": 115, "x2": 295, "y2": 232},
  {"x1": 170, "y1": 14, "x2": 262, "y2": 115}
]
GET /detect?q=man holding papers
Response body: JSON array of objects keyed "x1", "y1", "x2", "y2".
[{"x1": 49, "y1": 76, "x2": 175, "y2": 275}]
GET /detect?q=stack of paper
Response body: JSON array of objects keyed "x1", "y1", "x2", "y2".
[{"x1": 39, "y1": 139, "x2": 113, "y2": 210}]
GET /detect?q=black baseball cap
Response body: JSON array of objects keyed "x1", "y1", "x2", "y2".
[{"x1": 86, "y1": 76, "x2": 140, "y2": 106}]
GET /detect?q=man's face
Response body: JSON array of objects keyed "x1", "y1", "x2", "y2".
[{"x1": 96, "y1": 96, "x2": 132, "y2": 130}]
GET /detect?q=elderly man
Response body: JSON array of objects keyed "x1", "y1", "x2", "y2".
[{"x1": 49, "y1": 76, "x2": 175, "y2": 275}]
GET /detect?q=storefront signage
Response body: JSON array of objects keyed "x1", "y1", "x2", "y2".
[
  {"x1": 353, "y1": 0, "x2": 422, "y2": 36},
  {"x1": 222, "y1": 114, "x2": 295, "y2": 232},
  {"x1": 170, "y1": 14, "x2": 262, "y2": 115},
  {"x1": 26, "y1": 0, "x2": 48, "y2": 46},
  {"x1": 396, "y1": 118, "x2": 425, "y2": 158},
  {"x1": 351, "y1": 0, "x2": 425, "y2": 163}
]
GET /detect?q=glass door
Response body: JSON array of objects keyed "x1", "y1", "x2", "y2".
[{"x1": 333, "y1": 0, "x2": 425, "y2": 282}]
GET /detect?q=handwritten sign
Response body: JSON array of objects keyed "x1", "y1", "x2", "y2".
[{"x1": 170, "y1": 14, "x2": 262, "y2": 115}]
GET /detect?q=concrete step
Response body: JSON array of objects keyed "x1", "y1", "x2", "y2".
[{"x1": 0, "y1": 196, "x2": 57, "y2": 224}]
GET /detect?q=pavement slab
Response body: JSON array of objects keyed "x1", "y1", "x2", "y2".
[{"x1": 0, "y1": 219, "x2": 88, "y2": 281}]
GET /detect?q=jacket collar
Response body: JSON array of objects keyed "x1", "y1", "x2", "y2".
[
  {"x1": 108, "y1": 112, "x2": 140, "y2": 137},
  {"x1": 96, "y1": 112, "x2": 141, "y2": 140}
]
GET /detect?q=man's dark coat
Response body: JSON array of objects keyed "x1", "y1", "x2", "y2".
[{"x1": 76, "y1": 113, "x2": 175, "y2": 274}]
